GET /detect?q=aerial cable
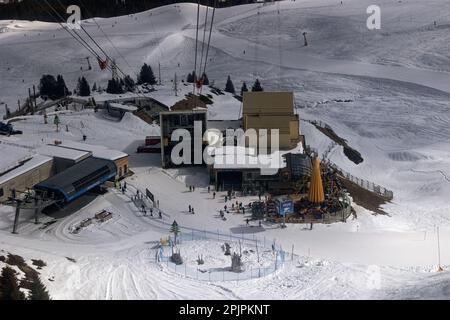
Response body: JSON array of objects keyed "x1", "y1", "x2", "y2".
[
  {"x1": 53, "y1": 0, "x2": 119, "y2": 74},
  {"x1": 41, "y1": 0, "x2": 146, "y2": 98},
  {"x1": 199, "y1": 6, "x2": 209, "y2": 80},
  {"x1": 202, "y1": 0, "x2": 217, "y2": 78},
  {"x1": 53, "y1": 0, "x2": 146, "y2": 96},
  {"x1": 78, "y1": 0, "x2": 134, "y2": 72},
  {"x1": 193, "y1": 0, "x2": 201, "y2": 94},
  {"x1": 40, "y1": 0, "x2": 113, "y2": 76},
  {"x1": 276, "y1": 0, "x2": 282, "y2": 89},
  {"x1": 41, "y1": 0, "x2": 107, "y2": 66},
  {"x1": 77, "y1": 0, "x2": 154, "y2": 97},
  {"x1": 254, "y1": 4, "x2": 261, "y2": 79}
]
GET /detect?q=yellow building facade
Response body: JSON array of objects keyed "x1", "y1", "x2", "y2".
[{"x1": 242, "y1": 92, "x2": 301, "y2": 151}]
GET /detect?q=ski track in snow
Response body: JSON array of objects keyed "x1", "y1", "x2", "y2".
[{"x1": 2, "y1": 0, "x2": 450, "y2": 299}]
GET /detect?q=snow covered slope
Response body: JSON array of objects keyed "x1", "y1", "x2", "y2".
[{"x1": 1, "y1": 0, "x2": 450, "y2": 299}]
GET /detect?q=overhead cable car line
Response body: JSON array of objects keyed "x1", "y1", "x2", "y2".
[{"x1": 202, "y1": 0, "x2": 217, "y2": 77}]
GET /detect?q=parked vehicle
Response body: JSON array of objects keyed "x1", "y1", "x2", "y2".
[{"x1": 0, "y1": 122, "x2": 23, "y2": 136}]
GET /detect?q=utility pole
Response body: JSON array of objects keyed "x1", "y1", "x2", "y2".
[
  {"x1": 158, "y1": 62, "x2": 162, "y2": 85},
  {"x1": 28, "y1": 88, "x2": 33, "y2": 114},
  {"x1": 173, "y1": 73, "x2": 178, "y2": 96},
  {"x1": 437, "y1": 226, "x2": 443, "y2": 271},
  {"x1": 111, "y1": 59, "x2": 118, "y2": 80},
  {"x1": 302, "y1": 32, "x2": 308, "y2": 46},
  {"x1": 33, "y1": 85, "x2": 37, "y2": 110}
]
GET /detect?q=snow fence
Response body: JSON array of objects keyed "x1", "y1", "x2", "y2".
[{"x1": 157, "y1": 229, "x2": 287, "y2": 282}]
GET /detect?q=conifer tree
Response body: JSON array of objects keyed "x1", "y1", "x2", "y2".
[
  {"x1": 54, "y1": 114, "x2": 60, "y2": 132},
  {"x1": 106, "y1": 78, "x2": 124, "y2": 94},
  {"x1": 39, "y1": 74, "x2": 57, "y2": 99},
  {"x1": 201, "y1": 72, "x2": 209, "y2": 85},
  {"x1": 0, "y1": 266, "x2": 25, "y2": 300},
  {"x1": 170, "y1": 220, "x2": 180, "y2": 245},
  {"x1": 123, "y1": 75, "x2": 135, "y2": 92},
  {"x1": 241, "y1": 82, "x2": 248, "y2": 96},
  {"x1": 252, "y1": 78, "x2": 264, "y2": 92},
  {"x1": 138, "y1": 63, "x2": 156, "y2": 85},
  {"x1": 225, "y1": 75, "x2": 235, "y2": 94},
  {"x1": 187, "y1": 71, "x2": 197, "y2": 83},
  {"x1": 28, "y1": 273, "x2": 51, "y2": 300},
  {"x1": 77, "y1": 76, "x2": 91, "y2": 97},
  {"x1": 55, "y1": 75, "x2": 68, "y2": 98}
]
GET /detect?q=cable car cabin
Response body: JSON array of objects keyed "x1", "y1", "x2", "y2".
[{"x1": 34, "y1": 157, "x2": 117, "y2": 203}]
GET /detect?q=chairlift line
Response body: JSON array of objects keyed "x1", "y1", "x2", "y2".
[
  {"x1": 199, "y1": 6, "x2": 209, "y2": 79},
  {"x1": 193, "y1": 0, "x2": 201, "y2": 95},
  {"x1": 39, "y1": 0, "x2": 113, "y2": 74},
  {"x1": 203, "y1": 0, "x2": 217, "y2": 77}
]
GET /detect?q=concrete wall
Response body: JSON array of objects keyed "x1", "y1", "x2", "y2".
[
  {"x1": 0, "y1": 160, "x2": 54, "y2": 202},
  {"x1": 115, "y1": 157, "x2": 129, "y2": 179}
]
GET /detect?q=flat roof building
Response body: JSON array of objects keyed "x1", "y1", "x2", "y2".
[
  {"x1": 160, "y1": 109, "x2": 208, "y2": 168},
  {"x1": 0, "y1": 154, "x2": 54, "y2": 202},
  {"x1": 242, "y1": 92, "x2": 301, "y2": 151},
  {"x1": 34, "y1": 157, "x2": 116, "y2": 203},
  {"x1": 50, "y1": 141, "x2": 129, "y2": 179}
]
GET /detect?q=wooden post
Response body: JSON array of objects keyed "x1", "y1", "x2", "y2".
[
  {"x1": 437, "y1": 226, "x2": 444, "y2": 271},
  {"x1": 34, "y1": 197, "x2": 39, "y2": 224},
  {"x1": 28, "y1": 88, "x2": 33, "y2": 114},
  {"x1": 33, "y1": 85, "x2": 37, "y2": 109},
  {"x1": 12, "y1": 201, "x2": 21, "y2": 234},
  {"x1": 158, "y1": 62, "x2": 162, "y2": 85}
]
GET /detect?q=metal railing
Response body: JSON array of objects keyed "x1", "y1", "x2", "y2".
[{"x1": 156, "y1": 229, "x2": 288, "y2": 282}]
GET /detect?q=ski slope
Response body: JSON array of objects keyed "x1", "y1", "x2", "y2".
[{"x1": 1, "y1": 0, "x2": 450, "y2": 299}]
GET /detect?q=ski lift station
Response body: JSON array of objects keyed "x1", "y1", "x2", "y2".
[{"x1": 0, "y1": 142, "x2": 129, "y2": 204}]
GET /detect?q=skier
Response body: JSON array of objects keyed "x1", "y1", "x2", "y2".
[
  {"x1": 225, "y1": 195, "x2": 228, "y2": 202},
  {"x1": 150, "y1": 208, "x2": 153, "y2": 217},
  {"x1": 159, "y1": 211, "x2": 162, "y2": 219},
  {"x1": 192, "y1": 208, "x2": 195, "y2": 214},
  {"x1": 188, "y1": 205, "x2": 192, "y2": 213},
  {"x1": 207, "y1": 186, "x2": 210, "y2": 193},
  {"x1": 213, "y1": 191, "x2": 216, "y2": 199},
  {"x1": 124, "y1": 182, "x2": 127, "y2": 190},
  {"x1": 83, "y1": 134, "x2": 87, "y2": 141},
  {"x1": 189, "y1": 186, "x2": 192, "y2": 192},
  {"x1": 246, "y1": 218, "x2": 250, "y2": 226}
]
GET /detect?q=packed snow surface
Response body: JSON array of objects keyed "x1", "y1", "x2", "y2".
[{"x1": 1, "y1": 0, "x2": 450, "y2": 299}]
